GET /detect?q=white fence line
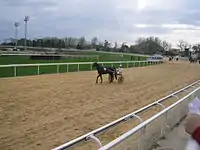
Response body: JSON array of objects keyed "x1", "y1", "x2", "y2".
[
  {"x1": 99, "y1": 85, "x2": 200, "y2": 150},
  {"x1": 0, "y1": 53, "x2": 99, "y2": 57},
  {"x1": 0, "y1": 60, "x2": 162, "y2": 77},
  {"x1": 52, "y1": 80, "x2": 200, "y2": 150},
  {"x1": 0, "y1": 45, "x2": 150, "y2": 57}
]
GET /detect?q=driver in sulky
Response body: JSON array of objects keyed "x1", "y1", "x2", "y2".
[{"x1": 116, "y1": 64, "x2": 122, "y2": 75}]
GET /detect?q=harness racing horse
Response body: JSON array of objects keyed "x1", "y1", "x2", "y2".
[
  {"x1": 92, "y1": 62, "x2": 117, "y2": 83},
  {"x1": 189, "y1": 57, "x2": 195, "y2": 63},
  {"x1": 169, "y1": 56, "x2": 173, "y2": 61},
  {"x1": 189, "y1": 53, "x2": 199, "y2": 63},
  {"x1": 189, "y1": 56, "x2": 197, "y2": 63}
]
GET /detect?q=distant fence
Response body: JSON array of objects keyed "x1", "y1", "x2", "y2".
[
  {"x1": 0, "y1": 45, "x2": 149, "y2": 57},
  {"x1": 52, "y1": 80, "x2": 200, "y2": 150},
  {"x1": 0, "y1": 51, "x2": 99, "y2": 59},
  {"x1": 0, "y1": 60, "x2": 162, "y2": 78}
]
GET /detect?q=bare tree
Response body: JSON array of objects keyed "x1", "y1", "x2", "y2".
[
  {"x1": 162, "y1": 41, "x2": 171, "y2": 51},
  {"x1": 91, "y1": 37, "x2": 98, "y2": 46},
  {"x1": 192, "y1": 43, "x2": 200, "y2": 52},
  {"x1": 78, "y1": 37, "x2": 86, "y2": 47},
  {"x1": 114, "y1": 42, "x2": 117, "y2": 50},
  {"x1": 177, "y1": 40, "x2": 190, "y2": 51}
]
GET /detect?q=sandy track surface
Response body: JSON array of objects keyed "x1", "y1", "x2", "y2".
[{"x1": 0, "y1": 60, "x2": 200, "y2": 150}]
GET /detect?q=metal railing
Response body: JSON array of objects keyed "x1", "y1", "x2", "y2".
[
  {"x1": 99, "y1": 85, "x2": 200, "y2": 150},
  {"x1": 52, "y1": 80, "x2": 200, "y2": 150},
  {"x1": 0, "y1": 60, "x2": 162, "y2": 78}
]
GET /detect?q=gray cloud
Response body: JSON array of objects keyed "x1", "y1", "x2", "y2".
[
  {"x1": 0, "y1": 0, "x2": 200, "y2": 46},
  {"x1": 3, "y1": 0, "x2": 56, "y2": 7}
]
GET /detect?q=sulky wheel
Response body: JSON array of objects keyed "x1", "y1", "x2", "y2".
[{"x1": 117, "y1": 75, "x2": 124, "y2": 84}]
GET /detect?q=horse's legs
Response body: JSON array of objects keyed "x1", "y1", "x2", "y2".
[
  {"x1": 109, "y1": 74, "x2": 114, "y2": 83},
  {"x1": 112, "y1": 74, "x2": 114, "y2": 83},
  {"x1": 100, "y1": 75, "x2": 103, "y2": 83},
  {"x1": 114, "y1": 73, "x2": 117, "y2": 80},
  {"x1": 96, "y1": 74, "x2": 100, "y2": 83}
]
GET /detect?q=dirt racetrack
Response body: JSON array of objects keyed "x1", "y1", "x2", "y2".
[{"x1": 0, "y1": 60, "x2": 200, "y2": 150}]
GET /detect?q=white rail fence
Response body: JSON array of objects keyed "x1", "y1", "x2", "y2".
[
  {"x1": 0, "y1": 51, "x2": 99, "y2": 60},
  {"x1": 0, "y1": 60, "x2": 162, "y2": 77},
  {"x1": 52, "y1": 80, "x2": 200, "y2": 150},
  {"x1": 99, "y1": 85, "x2": 200, "y2": 150}
]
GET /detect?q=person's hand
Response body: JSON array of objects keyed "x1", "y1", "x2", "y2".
[{"x1": 185, "y1": 114, "x2": 200, "y2": 135}]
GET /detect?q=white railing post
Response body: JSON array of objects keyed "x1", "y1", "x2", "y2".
[
  {"x1": 156, "y1": 102, "x2": 166, "y2": 136},
  {"x1": 176, "y1": 104, "x2": 181, "y2": 124},
  {"x1": 139, "y1": 126, "x2": 146, "y2": 150},
  {"x1": 132, "y1": 114, "x2": 143, "y2": 123},
  {"x1": 57, "y1": 65, "x2": 59, "y2": 73},
  {"x1": 67, "y1": 64, "x2": 69, "y2": 72},
  {"x1": 86, "y1": 135, "x2": 103, "y2": 148},
  {"x1": 163, "y1": 111, "x2": 168, "y2": 132},
  {"x1": 91, "y1": 64, "x2": 93, "y2": 70},
  {"x1": 37, "y1": 65, "x2": 40, "y2": 75},
  {"x1": 171, "y1": 94, "x2": 179, "y2": 99},
  {"x1": 127, "y1": 62, "x2": 129, "y2": 68},
  {"x1": 160, "y1": 113, "x2": 165, "y2": 136},
  {"x1": 78, "y1": 64, "x2": 79, "y2": 71},
  {"x1": 14, "y1": 66, "x2": 17, "y2": 77}
]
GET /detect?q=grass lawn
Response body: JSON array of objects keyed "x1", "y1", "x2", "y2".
[{"x1": 0, "y1": 51, "x2": 149, "y2": 78}]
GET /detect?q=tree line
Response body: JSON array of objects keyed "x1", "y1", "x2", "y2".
[{"x1": 2, "y1": 36, "x2": 200, "y2": 56}]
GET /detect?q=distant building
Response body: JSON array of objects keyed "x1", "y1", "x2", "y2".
[{"x1": 147, "y1": 54, "x2": 163, "y2": 62}]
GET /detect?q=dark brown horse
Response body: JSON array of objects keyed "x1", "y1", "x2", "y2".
[{"x1": 92, "y1": 62, "x2": 117, "y2": 83}]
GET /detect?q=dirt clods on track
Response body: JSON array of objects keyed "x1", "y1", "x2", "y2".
[{"x1": 0, "y1": 60, "x2": 200, "y2": 150}]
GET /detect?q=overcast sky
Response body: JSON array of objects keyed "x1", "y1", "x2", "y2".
[{"x1": 1, "y1": 0, "x2": 200, "y2": 47}]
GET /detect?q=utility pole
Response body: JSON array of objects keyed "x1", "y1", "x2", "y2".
[
  {"x1": 14, "y1": 22, "x2": 19, "y2": 49},
  {"x1": 24, "y1": 16, "x2": 30, "y2": 51}
]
